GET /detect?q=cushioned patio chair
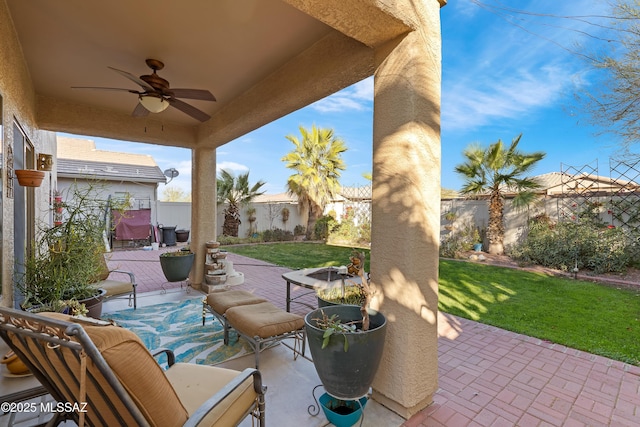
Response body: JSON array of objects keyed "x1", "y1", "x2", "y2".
[
  {"x1": 0, "y1": 307, "x2": 266, "y2": 427},
  {"x1": 90, "y1": 255, "x2": 138, "y2": 309}
]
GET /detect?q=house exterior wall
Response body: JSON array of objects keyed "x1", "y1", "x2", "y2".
[
  {"x1": 0, "y1": 1, "x2": 56, "y2": 307},
  {"x1": 57, "y1": 178, "x2": 159, "y2": 224}
]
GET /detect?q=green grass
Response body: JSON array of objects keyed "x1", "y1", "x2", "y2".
[
  {"x1": 226, "y1": 242, "x2": 640, "y2": 365},
  {"x1": 227, "y1": 242, "x2": 370, "y2": 270}
]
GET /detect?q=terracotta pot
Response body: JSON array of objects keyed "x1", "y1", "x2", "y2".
[{"x1": 15, "y1": 169, "x2": 45, "y2": 187}]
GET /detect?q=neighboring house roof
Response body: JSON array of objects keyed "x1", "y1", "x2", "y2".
[
  {"x1": 535, "y1": 171, "x2": 639, "y2": 196},
  {"x1": 253, "y1": 193, "x2": 297, "y2": 204},
  {"x1": 57, "y1": 137, "x2": 166, "y2": 183},
  {"x1": 453, "y1": 171, "x2": 639, "y2": 199}
]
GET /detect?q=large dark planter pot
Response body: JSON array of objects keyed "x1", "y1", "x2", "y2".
[
  {"x1": 305, "y1": 305, "x2": 387, "y2": 399},
  {"x1": 175, "y1": 229, "x2": 190, "y2": 242},
  {"x1": 317, "y1": 296, "x2": 338, "y2": 308},
  {"x1": 159, "y1": 253, "x2": 195, "y2": 282},
  {"x1": 80, "y1": 288, "x2": 107, "y2": 319}
]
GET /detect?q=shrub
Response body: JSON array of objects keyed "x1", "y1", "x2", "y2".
[
  {"x1": 511, "y1": 216, "x2": 640, "y2": 274},
  {"x1": 314, "y1": 215, "x2": 337, "y2": 240},
  {"x1": 262, "y1": 228, "x2": 294, "y2": 242},
  {"x1": 293, "y1": 224, "x2": 306, "y2": 236},
  {"x1": 439, "y1": 220, "x2": 480, "y2": 258},
  {"x1": 326, "y1": 207, "x2": 372, "y2": 246}
]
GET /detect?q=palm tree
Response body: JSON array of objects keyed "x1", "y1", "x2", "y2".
[
  {"x1": 216, "y1": 169, "x2": 266, "y2": 237},
  {"x1": 281, "y1": 125, "x2": 347, "y2": 238},
  {"x1": 454, "y1": 134, "x2": 545, "y2": 255}
]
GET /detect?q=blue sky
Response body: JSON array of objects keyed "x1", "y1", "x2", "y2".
[{"x1": 63, "y1": 0, "x2": 621, "y2": 197}]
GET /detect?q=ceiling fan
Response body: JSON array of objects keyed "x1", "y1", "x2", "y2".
[{"x1": 72, "y1": 59, "x2": 216, "y2": 122}]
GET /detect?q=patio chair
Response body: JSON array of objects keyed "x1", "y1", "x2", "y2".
[
  {"x1": 0, "y1": 307, "x2": 266, "y2": 427},
  {"x1": 90, "y1": 255, "x2": 138, "y2": 309}
]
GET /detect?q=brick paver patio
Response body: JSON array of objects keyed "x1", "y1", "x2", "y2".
[{"x1": 107, "y1": 247, "x2": 640, "y2": 426}]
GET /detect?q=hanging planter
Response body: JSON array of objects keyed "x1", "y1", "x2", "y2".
[{"x1": 15, "y1": 169, "x2": 45, "y2": 187}]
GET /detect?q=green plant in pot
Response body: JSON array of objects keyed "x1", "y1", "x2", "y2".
[
  {"x1": 305, "y1": 250, "x2": 387, "y2": 424},
  {"x1": 316, "y1": 249, "x2": 369, "y2": 308},
  {"x1": 159, "y1": 249, "x2": 195, "y2": 282},
  {"x1": 19, "y1": 182, "x2": 127, "y2": 318}
]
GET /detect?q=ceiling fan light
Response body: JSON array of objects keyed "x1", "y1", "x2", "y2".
[{"x1": 138, "y1": 95, "x2": 169, "y2": 113}]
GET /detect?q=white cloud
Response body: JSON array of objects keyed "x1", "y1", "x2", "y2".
[
  {"x1": 443, "y1": 64, "x2": 575, "y2": 130},
  {"x1": 217, "y1": 161, "x2": 249, "y2": 173},
  {"x1": 311, "y1": 77, "x2": 373, "y2": 113}
]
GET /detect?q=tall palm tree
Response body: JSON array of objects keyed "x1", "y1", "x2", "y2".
[
  {"x1": 281, "y1": 125, "x2": 347, "y2": 238},
  {"x1": 216, "y1": 169, "x2": 266, "y2": 237},
  {"x1": 454, "y1": 134, "x2": 545, "y2": 255}
]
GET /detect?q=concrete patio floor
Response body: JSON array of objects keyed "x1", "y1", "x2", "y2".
[{"x1": 2, "y1": 246, "x2": 639, "y2": 426}]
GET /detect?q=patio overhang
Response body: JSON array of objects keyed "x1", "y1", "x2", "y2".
[
  {"x1": 2, "y1": 0, "x2": 445, "y2": 419},
  {"x1": 7, "y1": 0, "x2": 414, "y2": 150}
]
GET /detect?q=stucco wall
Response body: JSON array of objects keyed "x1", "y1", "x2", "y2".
[
  {"x1": 57, "y1": 178, "x2": 159, "y2": 224},
  {"x1": 0, "y1": 1, "x2": 57, "y2": 307}
]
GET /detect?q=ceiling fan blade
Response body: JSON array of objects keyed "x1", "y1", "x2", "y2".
[
  {"x1": 108, "y1": 66, "x2": 154, "y2": 91},
  {"x1": 168, "y1": 98, "x2": 211, "y2": 122},
  {"x1": 132, "y1": 102, "x2": 150, "y2": 118},
  {"x1": 170, "y1": 88, "x2": 216, "y2": 101},
  {"x1": 71, "y1": 86, "x2": 141, "y2": 94}
]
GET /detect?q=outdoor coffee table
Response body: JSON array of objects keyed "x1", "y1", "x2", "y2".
[{"x1": 282, "y1": 267, "x2": 359, "y2": 312}]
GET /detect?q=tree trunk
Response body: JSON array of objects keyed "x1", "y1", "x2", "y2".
[
  {"x1": 487, "y1": 191, "x2": 504, "y2": 255},
  {"x1": 222, "y1": 204, "x2": 241, "y2": 237},
  {"x1": 306, "y1": 203, "x2": 321, "y2": 239}
]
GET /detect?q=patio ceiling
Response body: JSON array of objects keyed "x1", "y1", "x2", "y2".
[{"x1": 6, "y1": 0, "x2": 411, "y2": 149}]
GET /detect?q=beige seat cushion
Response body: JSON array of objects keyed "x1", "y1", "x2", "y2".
[
  {"x1": 165, "y1": 363, "x2": 257, "y2": 427},
  {"x1": 92, "y1": 279, "x2": 132, "y2": 296},
  {"x1": 206, "y1": 290, "x2": 267, "y2": 314},
  {"x1": 225, "y1": 302, "x2": 304, "y2": 338},
  {"x1": 38, "y1": 312, "x2": 188, "y2": 427}
]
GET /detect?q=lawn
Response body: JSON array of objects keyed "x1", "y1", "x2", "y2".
[{"x1": 226, "y1": 242, "x2": 640, "y2": 365}]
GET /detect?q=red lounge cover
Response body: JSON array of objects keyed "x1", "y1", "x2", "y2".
[{"x1": 113, "y1": 209, "x2": 151, "y2": 240}]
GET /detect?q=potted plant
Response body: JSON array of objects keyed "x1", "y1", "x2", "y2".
[
  {"x1": 316, "y1": 284, "x2": 364, "y2": 307},
  {"x1": 18, "y1": 182, "x2": 126, "y2": 318},
  {"x1": 305, "y1": 250, "x2": 387, "y2": 424},
  {"x1": 159, "y1": 249, "x2": 195, "y2": 282}
]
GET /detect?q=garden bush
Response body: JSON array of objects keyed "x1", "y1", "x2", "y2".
[
  {"x1": 262, "y1": 228, "x2": 294, "y2": 242},
  {"x1": 314, "y1": 215, "x2": 337, "y2": 240},
  {"x1": 327, "y1": 207, "x2": 371, "y2": 246},
  {"x1": 293, "y1": 224, "x2": 306, "y2": 236},
  {"x1": 511, "y1": 216, "x2": 640, "y2": 274},
  {"x1": 439, "y1": 220, "x2": 481, "y2": 258}
]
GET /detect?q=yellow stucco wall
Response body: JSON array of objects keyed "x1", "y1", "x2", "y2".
[{"x1": 0, "y1": 0, "x2": 56, "y2": 307}]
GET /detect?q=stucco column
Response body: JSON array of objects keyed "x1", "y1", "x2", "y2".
[
  {"x1": 189, "y1": 146, "x2": 217, "y2": 288},
  {"x1": 369, "y1": 0, "x2": 442, "y2": 419}
]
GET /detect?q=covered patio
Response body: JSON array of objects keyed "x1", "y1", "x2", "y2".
[
  {"x1": 4, "y1": 249, "x2": 637, "y2": 426},
  {"x1": 2, "y1": 0, "x2": 444, "y2": 417},
  {"x1": 2, "y1": 2, "x2": 639, "y2": 426}
]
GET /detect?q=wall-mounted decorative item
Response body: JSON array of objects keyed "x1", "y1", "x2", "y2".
[
  {"x1": 15, "y1": 169, "x2": 45, "y2": 187},
  {"x1": 37, "y1": 153, "x2": 53, "y2": 171},
  {"x1": 6, "y1": 145, "x2": 13, "y2": 199}
]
